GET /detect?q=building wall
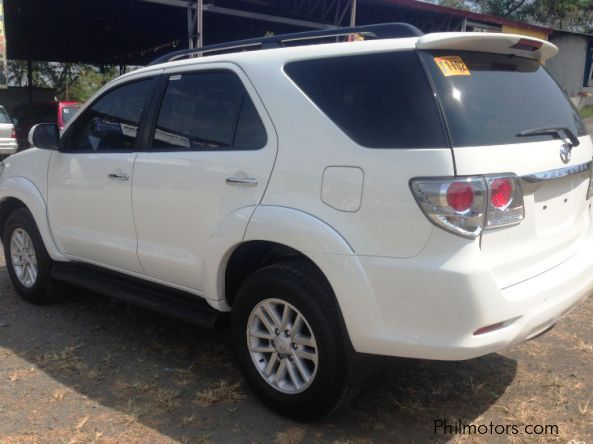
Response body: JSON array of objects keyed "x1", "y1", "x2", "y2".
[
  {"x1": 547, "y1": 32, "x2": 593, "y2": 107},
  {"x1": 502, "y1": 25, "x2": 547, "y2": 40}
]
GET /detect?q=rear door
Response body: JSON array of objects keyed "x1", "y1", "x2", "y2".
[
  {"x1": 420, "y1": 49, "x2": 593, "y2": 288},
  {"x1": 132, "y1": 64, "x2": 277, "y2": 293}
]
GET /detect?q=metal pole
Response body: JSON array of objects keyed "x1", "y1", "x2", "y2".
[
  {"x1": 197, "y1": 0, "x2": 203, "y2": 49},
  {"x1": 349, "y1": 0, "x2": 357, "y2": 27},
  {"x1": 187, "y1": 6, "x2": 194, "y2": 49}
]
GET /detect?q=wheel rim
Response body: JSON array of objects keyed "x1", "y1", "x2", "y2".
[
  {"x1": 246, "y1": 298, "x2": 318, "y2": 394},
  {"x1": 9, "y1": 227, "x2": 38, "y2": 288}
]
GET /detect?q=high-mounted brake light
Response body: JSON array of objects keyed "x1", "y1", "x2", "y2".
[
  {"x1": 410, "y1": 174, "x2": 524, "y2": 239},
  {"x1": 511, "y1": 38, "x2": 543, "y2": 52}
]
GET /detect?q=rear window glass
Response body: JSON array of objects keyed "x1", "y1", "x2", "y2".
[
  {"x1": 420, "y1": 50, "x2": 587, "y2": 147},
  {"x1": 284, "y1": 51, "x2": 447, "y2": 149},
  {"x1": 62, "y1": 105, "x2": 80, "y2": 124}
]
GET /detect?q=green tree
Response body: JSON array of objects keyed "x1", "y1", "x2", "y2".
[
  {"x1": 7, "y1": 61, "x2": 122, "y2": 102},
  {"x1": 65, "y1": 66, "x2": 120, "y2": 102},
  {"x1": 436, "y1": 0, "x2": 593, "y2": 32}
]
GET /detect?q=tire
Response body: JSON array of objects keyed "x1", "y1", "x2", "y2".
[
  {"x1": 3, "y1": 207, "x2": 60, "y2": 304},
  {"x1": 231, "y1": 261, "x2": 357, "y2": 419}
]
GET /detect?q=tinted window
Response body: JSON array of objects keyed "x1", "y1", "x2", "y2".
[
  {"x1": 284, "y1": 51, "x2": 447, "y2": 149},
  {"x1": 152, "y1": 72, "x2": 266, "y2": 150},
  {"x1": 421, "y1": 50, "x2": 587, "y2": 147},
  {"x1": 62, "y1": 79, "x2": 154, "y2": 152}
]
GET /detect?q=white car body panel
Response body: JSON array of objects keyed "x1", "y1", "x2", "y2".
[
  {"x1": 239, "y1": 55, "x2": 454, "y2": 257},
  {"x1": 0, "y1": 149, "x2": 66, "y2": 260},
  {"x1": 455, "y1": 137, "x2": 593, "y2": 288},
  {"x1": 47, "y1": 152, "x2": 143, "y2": 273}
]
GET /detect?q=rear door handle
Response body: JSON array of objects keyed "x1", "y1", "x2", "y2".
[
  {"x1": 108, "y1": 171, "x2": 129, "y2": 181},
  {"x1": 226, "y1": 176, "x2": 258, "y2": 186}
]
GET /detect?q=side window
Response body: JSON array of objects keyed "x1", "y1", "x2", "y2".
[
  {"x1": 62, "y1": 79, "x2": 154, "y2": 152},
  {"x1": 152, "y1": 71, "x2": 267, "y2": 151},
  {"x1": 284, "y1": 51, "x2": 447, "y2": 149}
]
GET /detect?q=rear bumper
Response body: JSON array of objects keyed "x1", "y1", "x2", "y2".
[
  {"x1": 321, "y1": 227, "x2": 593, "y2": 361},
  {"x1": 0, "y1": 140, "x2": 18, "y2": 155}
]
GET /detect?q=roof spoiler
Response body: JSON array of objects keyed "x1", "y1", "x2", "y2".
[{"x1": 416, "y1": 32, "x2": 558, "y2": 62}]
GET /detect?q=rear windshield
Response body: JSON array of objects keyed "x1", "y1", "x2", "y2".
[
  {"x1": 62, "y1": 105, "x2": 80, "y2": 125},
  {"x1": 284, "y1": 51, "x2": 447, "y2": 149},
  {"x1": 420, "y1": 50, "x2": 587, "y2": 147}
]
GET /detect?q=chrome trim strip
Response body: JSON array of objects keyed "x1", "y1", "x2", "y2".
[{"x1": 522, "y1": 161, "x2": 591, "y2": 183}]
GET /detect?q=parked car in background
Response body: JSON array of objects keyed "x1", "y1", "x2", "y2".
[
  {"x1": 0, "y1": 105, "x2": 18, "y2": 159},
  {"x1": 12, "y1": 101, "x2": 81, "y2": 148}
]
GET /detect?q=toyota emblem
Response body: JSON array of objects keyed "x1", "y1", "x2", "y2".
[{"x1": 560, "y1": 143, "x2": 572, "y2": 164}]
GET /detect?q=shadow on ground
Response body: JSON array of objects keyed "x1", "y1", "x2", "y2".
[{"x1": 0, "y1": 266, "x2": 517, "y2": 443}]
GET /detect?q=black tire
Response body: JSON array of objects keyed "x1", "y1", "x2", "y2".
[
  {"x1": 3, "y1": 207, "x2": 60, "y2": 304},
  {"x1": 231, "y1": 261, "x2": 358, "y2": 420}
]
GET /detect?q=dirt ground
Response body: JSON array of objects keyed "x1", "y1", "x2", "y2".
[{"x1": 0, "y1": 249, "x2": 592, "y2": 444}]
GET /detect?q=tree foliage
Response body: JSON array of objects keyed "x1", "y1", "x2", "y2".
[
  {"x1": 437, "y1": 0, "x2": 593, "y2": 33},
  {"x1": 7, "y1": 61, "x2": 122, "y2": 102}
]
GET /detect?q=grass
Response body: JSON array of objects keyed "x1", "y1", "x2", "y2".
[
  {"x1": 580, "y1": 105, "x2": 593, "y2": 119},
  {"x1": 194, "y1": 380, "x2": 246, "y2": 406}
]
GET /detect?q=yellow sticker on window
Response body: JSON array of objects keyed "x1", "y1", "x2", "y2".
[{"x1": 433, "y1": 56, "x2": 471, "y2": 77}]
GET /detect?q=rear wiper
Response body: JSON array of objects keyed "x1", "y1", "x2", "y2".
[{"x1": 516, "y1": 127, "x2": 580, "y2": 147}]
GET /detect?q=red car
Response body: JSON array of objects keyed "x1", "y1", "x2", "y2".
[
  {"x1": 13, "y1": 101, "x2": 81, "y2": 148},
  {"x1": 56, "y1": 101, "x2": 81, "y2": 129}
]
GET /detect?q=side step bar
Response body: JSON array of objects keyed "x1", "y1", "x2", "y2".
[{"x1": 51, "y1": 263, "x2": 223, "y2": 330}]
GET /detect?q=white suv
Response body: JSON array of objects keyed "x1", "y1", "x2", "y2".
[{"x1": 1, "y1": 23, "x2": 592, "y2": 419}]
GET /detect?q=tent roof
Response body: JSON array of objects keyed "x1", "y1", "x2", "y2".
[
  {"x1": 4, "y1": 0, "x2": 331, "y2": 65},
  {"x1": 4, "y1": 0, "x2": 554, "y2": 66}
]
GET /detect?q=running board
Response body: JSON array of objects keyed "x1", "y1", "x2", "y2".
[{"x1": 51, "y1": 263, "x2": 223, "y2": 330}]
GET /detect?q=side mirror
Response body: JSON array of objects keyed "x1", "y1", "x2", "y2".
[{"x1": 28, "y1": 123, "x2": 59, "y2": 150}]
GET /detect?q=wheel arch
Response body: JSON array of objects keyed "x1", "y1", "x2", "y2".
[
  {"x1": 0, "y1": 177, "x2": 65, "y2": 261},
  {"x1": 224, "y1": 240, "x2": 331, "y2": 308},
  {"x1": 218, "y1": 206, "x2": 355, "y2": 309}
]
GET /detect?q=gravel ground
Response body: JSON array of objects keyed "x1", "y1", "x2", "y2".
[{"x1": 0, "y1": 249, "x2": 592, "y2": 443}]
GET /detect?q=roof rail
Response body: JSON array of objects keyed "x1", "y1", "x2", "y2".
[{"x1": 149, "y1": 22, "x2": 423, "y2": 66}]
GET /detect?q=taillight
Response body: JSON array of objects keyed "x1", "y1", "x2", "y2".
[
  {"x1": 489, "y1": 178, "x2": 512, "y2": 209},
  {"x1": 446, "y1": 181, "x2": 474, "y2": 212},
  {"x1": 410, "y1": 177, "x2": 486, "y2": 238},
  {"x1": 410, "y1": 174, "x2": 524, "y2": 239},
  {"x1": 10, "y1": 127, "x2": 16, "y2": 139},
  {"x1": 485, "y1": 176, "x2": 524, "y2": 228}
]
